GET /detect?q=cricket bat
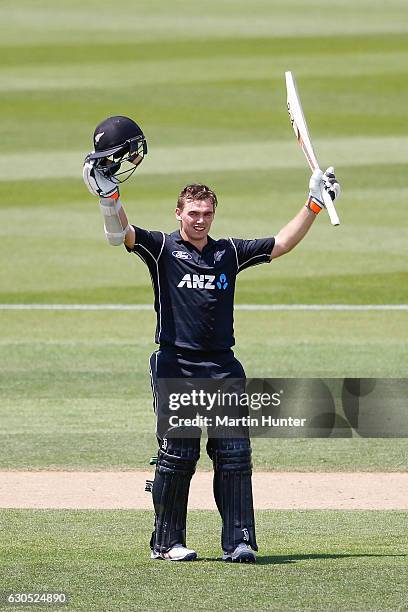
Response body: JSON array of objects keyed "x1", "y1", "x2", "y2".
[{"x1": 285, "y1": 71, "x2": 340, "y2": 226}]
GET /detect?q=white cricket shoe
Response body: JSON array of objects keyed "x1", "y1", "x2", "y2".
[
  {"x1": 222, "y1": 543, "x2": 256, "y2": 563},
  {"x1": 151, "y1": 543, "x2": 197, "y2": 561}
]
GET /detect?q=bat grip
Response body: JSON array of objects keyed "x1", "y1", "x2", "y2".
[{"x1": 322, "y1": 190, "x2": 340, "y2": 226}]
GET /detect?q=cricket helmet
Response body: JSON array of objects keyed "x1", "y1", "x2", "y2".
[{"x1": 86, "y1": 115, "x2": 148, "y2": 183}]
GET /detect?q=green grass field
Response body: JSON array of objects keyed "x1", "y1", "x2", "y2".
[
  {"x1": 1, "y1": 1, "x2": 407, "y2": 610},
  {"x1": 1, "y1": 510, "x2": 407, "y2": 612},
  {"x1": 1, "y1": 309, "x2": 407, "y2": 470}
]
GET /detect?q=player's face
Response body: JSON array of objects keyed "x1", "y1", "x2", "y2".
[{"x1": 176, "y1": 199, "x2": 215, "y2": 242}]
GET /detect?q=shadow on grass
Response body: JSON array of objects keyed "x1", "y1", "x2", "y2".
[
  {"x1": 198, "y1": 552, "x2": 407, "y2": 565},
  {"x1": 256, "y1": 552, "x2": 408, "y2": 565}
]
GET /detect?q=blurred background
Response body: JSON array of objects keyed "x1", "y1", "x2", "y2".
[{"x1": 0, "y1": 0, "x2": 407, "y2": 470}]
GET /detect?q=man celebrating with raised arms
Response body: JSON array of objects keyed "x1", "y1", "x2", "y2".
[{"x1": 83, "y1": 115, "x2": 340, "y2": 563}]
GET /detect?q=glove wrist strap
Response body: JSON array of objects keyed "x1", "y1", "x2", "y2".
[{"x1": 305, "y1": 197, "x2": 322, "y2": 215}]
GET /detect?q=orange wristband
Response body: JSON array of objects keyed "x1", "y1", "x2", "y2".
[{"x1": 305, "y1": 198, "x2": 322, "y2": 215}]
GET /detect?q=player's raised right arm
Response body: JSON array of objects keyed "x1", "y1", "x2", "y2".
[
  {"x1": 271, "y1": 167, "x2": 341, "y2": 260},
  {"x1": 83, "y1": 160, "x2": 135, "y2": 249}
]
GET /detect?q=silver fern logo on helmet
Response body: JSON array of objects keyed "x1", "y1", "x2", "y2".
[{"x1": 85, "y1": 116, "x2": 148, "y2": 184}]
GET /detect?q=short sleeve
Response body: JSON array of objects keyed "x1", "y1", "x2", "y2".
[
  {"x1": 230, "y1": 236, "x2": 275, "y2": 272},
  {"x1": 125, "y1": 226, "x2": 165, "y2": 261}
]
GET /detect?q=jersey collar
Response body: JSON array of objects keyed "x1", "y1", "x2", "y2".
[{"x1": 171, "y1": 229, "x2": 215, "y2": 251}]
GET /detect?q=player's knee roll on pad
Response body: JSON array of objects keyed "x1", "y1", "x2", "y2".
[
  {"x1": 151, "y1": 427, "x2": 201, "y2": 553},
  {"x1": 207, "y1": 438, "x2": 258, "y2": 553}
]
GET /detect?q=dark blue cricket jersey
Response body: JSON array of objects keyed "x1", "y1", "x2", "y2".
[{"x1": 126, "y1": 227, "x2": 275, "y2": 351}]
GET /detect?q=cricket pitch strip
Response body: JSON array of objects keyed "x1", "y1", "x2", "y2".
[{"x1": 0, "y1": 471, "x2": 407, "y2": 510}]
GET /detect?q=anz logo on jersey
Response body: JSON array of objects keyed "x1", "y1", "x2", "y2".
[{"x1": 177, "y1": 273, "x2": 229, "y2": 290}]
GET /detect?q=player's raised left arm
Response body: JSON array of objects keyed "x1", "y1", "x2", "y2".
[{"x1": 271, "y1": 167, "x2": 340, "y2": 260}]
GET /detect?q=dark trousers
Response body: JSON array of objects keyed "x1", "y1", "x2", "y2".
[{"x1": 148, "y1": 346, "x2": 258, "y2": 553}]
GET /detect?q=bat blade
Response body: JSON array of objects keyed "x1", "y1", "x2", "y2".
[
  {"x1": 285, "y1": 71, "x2": 319, "y2": 171},
  {"x1": 285, "y1": 71, "x2": 340, "y2": 227}
]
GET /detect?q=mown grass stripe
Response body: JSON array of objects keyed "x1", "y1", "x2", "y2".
[
  {"x1": 1, "y1": 0, "x2": 407, "y2": 47},
  {"x1": 2, "y1": 137, "x2": 408, "y2": 181},
  {"x1": 1, "y1": 304, "x2": 406, "y2": 311},
  {"x1": 2, "y1": 52, "x2": 408, "y2": 93},
  {"x1": 3, "y1": 34, "x2": 408, "y2": 68}
]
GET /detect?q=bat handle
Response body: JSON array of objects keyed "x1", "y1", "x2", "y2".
[{"x1": 322, "y1": 190, "x2": 340, "y2": 226}]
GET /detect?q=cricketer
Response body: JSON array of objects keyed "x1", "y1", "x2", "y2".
[{"x1": 83, "y1": 115, "x2": 340, "y2": 562}]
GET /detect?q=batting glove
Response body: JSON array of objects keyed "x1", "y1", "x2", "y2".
[
  {"x1": 323, "y1": 166, "x2": 341, "y2": 202},
  {"x1": 83, "y1": 159, "x2": 119, "y2": 199},
  {"x1": 306, "y1": 166, "x2": 341, "y2": 214}
]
